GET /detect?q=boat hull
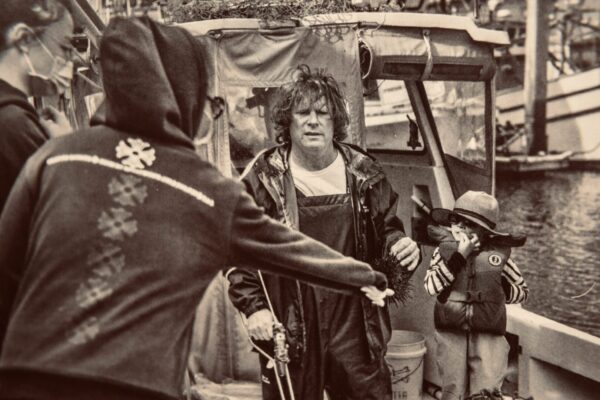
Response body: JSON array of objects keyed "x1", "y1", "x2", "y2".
[{"x1": 497, "y1": 67, "x2": 600, "y2": 165}]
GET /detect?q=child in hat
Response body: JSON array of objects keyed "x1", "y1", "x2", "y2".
[{"x1": 424, "y1": 191, "x2": 529, "y2": 400}]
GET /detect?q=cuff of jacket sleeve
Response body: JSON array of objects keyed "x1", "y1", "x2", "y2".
[
  {"x1": 446, "y1": 252, "x2": 466, "y2": 275},
  {"x1": 437, "y1": 286, "x2": 452, "y2": 303},
  {"x1": 373, "y1": 271, "x2": 388, "y2": 291},
  {"x1": 243, "y1": 301, "x2": 269, "y2": 318},
  {"x1": 384, "y1": 232, "x2": 406, "y2": 254}
]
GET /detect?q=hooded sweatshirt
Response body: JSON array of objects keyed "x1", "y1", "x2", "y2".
[
  {"x1": 0, "y1": 17, "x2": 385, "y2": 400},
  {"x1": 0, "y1": 79, "x2": 49, "y2": 214}
]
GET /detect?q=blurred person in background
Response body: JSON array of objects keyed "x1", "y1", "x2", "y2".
[
  {"x1": 0, "y1": 0, "x2": 74, "y2": 213},
  {"x1": 0, "y1": 0, "x2": 73, "y2": 212}
]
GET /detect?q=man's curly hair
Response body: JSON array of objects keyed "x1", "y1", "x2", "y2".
[{"x1": 271, "y1": 65, "x2": 349, "y2": 144}]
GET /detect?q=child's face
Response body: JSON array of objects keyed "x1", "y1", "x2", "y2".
[{"x1": 450, "y1": 217, "x2": 486, "y2": 240}]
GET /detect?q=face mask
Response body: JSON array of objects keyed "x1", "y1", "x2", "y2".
[{"x1": 23, "y1": 36, "x2": 73, "y2": 97}]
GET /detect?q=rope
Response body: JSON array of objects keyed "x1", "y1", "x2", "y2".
[
  {"x1": 258, "y1": 271, "x2": 279, "y2": 322},
  {"x1": 572, "y1": 139, "x2": 600, "y2": 156},
  {"x1": 420, "y1": 29, "x2": 433, "y2": 81},
  {"x1": 238, "y1": 312, "x2": 292, "y2": 400},
  {"x1": 235, "y1": 270, "x2": 295, "y2": 400},
  {"x1": 257, "y1": 271, "x2": 296, "y2": 400},
  {"x1": 571, "y1": 282, "x2": 596, "y2": 299}
]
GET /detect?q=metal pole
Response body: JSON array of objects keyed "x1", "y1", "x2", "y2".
[{"x1": 524, "y1": 0, "x2": 552, "y2": 155}]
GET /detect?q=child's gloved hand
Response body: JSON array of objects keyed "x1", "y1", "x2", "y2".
[
  {"x1": 457, "y1": 231, "x2": 480, "y2": 258},
  {"x1": 361, "y1": 286, "x2": 395, "y2": 307}
]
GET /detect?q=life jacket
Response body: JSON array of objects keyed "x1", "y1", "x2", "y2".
[{"x1": 430, "y1": 226, "x2": 509, "y2": 335}]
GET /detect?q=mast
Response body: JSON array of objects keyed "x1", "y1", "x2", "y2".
[{"x1": 524, "y1": 0, "x2": 552, "y2": 155}]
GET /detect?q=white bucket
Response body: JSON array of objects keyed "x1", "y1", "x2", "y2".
[{"x1": 386, "y1": 330, "x2": 427, "y2": 400}]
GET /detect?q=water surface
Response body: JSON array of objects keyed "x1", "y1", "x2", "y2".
[{"x1": 496, "y1": 171, "x2": 600, "y2": 337}]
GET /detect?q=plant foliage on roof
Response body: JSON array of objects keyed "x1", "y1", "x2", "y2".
[{"x1": 168, "y1": 0, "x2": 404, "y2": 24}]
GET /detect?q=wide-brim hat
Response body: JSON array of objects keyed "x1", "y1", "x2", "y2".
[{"x1": 430, "y1": 191, "x2": 510, "y2": 237}]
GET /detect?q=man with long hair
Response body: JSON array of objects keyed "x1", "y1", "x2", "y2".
[{"x1": 228, "y1": 65, "x2": 420, "y2": 400}]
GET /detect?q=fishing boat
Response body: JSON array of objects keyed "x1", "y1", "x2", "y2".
[
  {"x1": 66, "y1": 2, "x2": 600, "y2": 399},
  {"x1": 492, "y1": 0, "x2": 600, "y2": 169},
  {"x1": 496, "y1": 66, "x2": 600, "y2": 169}
]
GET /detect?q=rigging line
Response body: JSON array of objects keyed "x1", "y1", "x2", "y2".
[
  {"x1": 258, "y1": 271, "x2": 279, "y2": 323},
  {"x1": 256, "y1": 272, "x2": 296, "y2": 400},
  {"x1": 572, "y1": 140, "x2": 600, "y2": 156},
  {"x1": 76, "y1": 69, "x2": 103, "y2": 92},
  {"x1": 571, "y1": 282, "x2": 596, "y2": 299},
  {"x1": 363, "y1": 79, "x2": 385, "y2": 97},
  {"x1": 238, "y1": 316, "x2": 289, "y2": 399}
]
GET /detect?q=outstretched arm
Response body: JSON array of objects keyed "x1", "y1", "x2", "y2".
[{"x1": 228, "y1": 190, "x2": 387, "y2": 294}]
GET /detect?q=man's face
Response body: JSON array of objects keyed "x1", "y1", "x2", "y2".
[
  {"x1": 289, "y1": 96, "x2": 334, "y2": 153},
  {"x1": 28, "y1": 12, "x2": 74, "y2": 78}
]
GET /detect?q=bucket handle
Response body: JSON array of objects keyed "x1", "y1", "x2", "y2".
[{"x1": 388, "y1": 357, "x2": 424, "y2": 384}]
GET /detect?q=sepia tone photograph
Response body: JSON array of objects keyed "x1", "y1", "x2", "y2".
[{"x1": 0, "y1": 1, "x2": 598, "y2": 399}]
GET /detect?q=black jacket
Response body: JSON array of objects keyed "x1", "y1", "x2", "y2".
[
  {"x1": 0, "y1": 79, "x2": 48, "y2": 213},
  {"x1": 228, "y1": 143, "x2": 407, "y2": 362},
  {"x1": 0, "y1": 17, "x2": 385, "y2": 400}
]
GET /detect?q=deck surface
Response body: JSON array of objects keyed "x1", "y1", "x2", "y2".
[{"x1": 191, "y1": 381, "x2": 439, "y2": 400}]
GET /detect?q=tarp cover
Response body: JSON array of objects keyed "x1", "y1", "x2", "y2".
[
  {"x1": 360, "y1": 27, "x2": 495, "y2": 81},
  {"x1": 188, "y1": 274, "x2": 260, "y2": 383},
  {"x1": 200, "y1": 25, "x2": 365, "y2": 162}
]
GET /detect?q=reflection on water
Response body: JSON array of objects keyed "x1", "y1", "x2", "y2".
[{"x1": 496, "y1": 171, "x2": 600, "y2": 338}]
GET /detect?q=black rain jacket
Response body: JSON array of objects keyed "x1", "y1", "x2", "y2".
[
  {"x1": 0, "y1": 79, "x2": 48, "y2": 213},
  {"x1": 228, "y1": 143, "x2": 407, "y2": 362}
]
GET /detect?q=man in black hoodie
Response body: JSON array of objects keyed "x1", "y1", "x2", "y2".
[
  {"x1": 0, "y1": 17, "x2": 389, "y2": 400},
  {"x1": 0, "y1": 0, "x2": 73, "y2": 213}
]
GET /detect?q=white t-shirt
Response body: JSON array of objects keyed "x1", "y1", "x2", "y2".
[{"x1": 289, "y1": 151, "x2": 347, "y2": 196}]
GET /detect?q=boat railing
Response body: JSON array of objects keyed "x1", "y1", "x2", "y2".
[{"x1": 506, "y1": 304, "x2": 600, "y2": 399}]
